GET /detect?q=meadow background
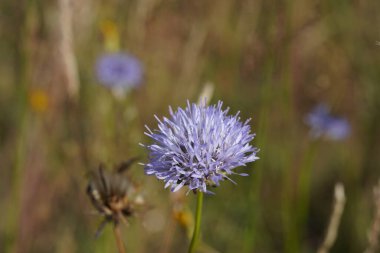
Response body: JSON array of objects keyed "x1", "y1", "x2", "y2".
[{"x1": 1, "y1": 0, "x2": 380, "y2": 252}]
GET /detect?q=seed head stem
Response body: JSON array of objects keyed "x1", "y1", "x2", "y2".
[{"x1": 113, "y1": 223, "x2": 126, "y2": 253}]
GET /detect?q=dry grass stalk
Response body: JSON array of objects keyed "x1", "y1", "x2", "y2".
[
  {"x1": 197, "y1": 82, "x2": 214, "y2": 105},
  {"x1": 364, "y1": 180, "x2": 380, "y2": 253},
  {"x1": 318, "y1": 183, "x2": 346, "y2": 253},
  {"x1": 57, "y1": 0, "x2": 79, "y2": 98}
]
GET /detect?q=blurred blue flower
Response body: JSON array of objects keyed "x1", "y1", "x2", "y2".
[
  {"x1": 306, "y1": 104, "x2": 351, "y2": 140},
  {"x1": 141, "y1": 101, "x2": 259, "y2": 193},
  {"x1": 96, "y1": 52, "x2": 143, "y2": 89}
]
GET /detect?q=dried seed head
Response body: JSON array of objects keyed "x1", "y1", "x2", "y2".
[{"x1": 86, "y1": 159, "x2": 143, "y2": 236}]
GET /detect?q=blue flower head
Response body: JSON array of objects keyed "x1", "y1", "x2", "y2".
[
  {"x1": 141, "y1": 101, "x2": 259, "y2": 193},
  {"x1": 96, "y1": 52, "x2": 143, "y2": 89},
  {"x1": 306, "y1": 104, "x2": 351, "y2": 140}
]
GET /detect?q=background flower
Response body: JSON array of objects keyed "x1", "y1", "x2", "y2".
[
  {"x1": 142, "y1": 101, "x2": 259, "y2": 193},
  {"x1": 305, "y1": 104, "x2": 351, "y2": 140},
  {"x1": 96, "y1": 52, "x2": 143, "y2": 89}
]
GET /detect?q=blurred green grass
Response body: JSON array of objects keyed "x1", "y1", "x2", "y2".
[{"x1": 1, "y1": 0, "x2": 380, "y2": 252}]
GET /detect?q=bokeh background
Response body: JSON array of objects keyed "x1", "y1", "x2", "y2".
[{"x1": 1, "y1": 0, "x2": 380, "y2": 252}]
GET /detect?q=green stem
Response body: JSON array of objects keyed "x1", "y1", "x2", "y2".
[{"x1": 188, "y1": 191, "x2": 204, "y2": 253}]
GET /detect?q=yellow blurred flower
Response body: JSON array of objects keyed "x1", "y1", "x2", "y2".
[
  {"x1": 29, "y1": 89, "x2": 49, "y2": 113},
  {"x1": 173, "y1": 206, "x2": 194, "y2": 238},
  {"x1": 100, "y1": 20, "x2": 120, "y2": 51}
]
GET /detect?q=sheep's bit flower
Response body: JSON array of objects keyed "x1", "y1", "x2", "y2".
[
  {"x1": 141, "y1": 101, "x2": 259, "y2": 193},
  {"x1": 305, "y1": 104, "x2": 350, "y2": 140},
  {"x1": 95, "y1": 52, "x2": 143, "y2": 90}
]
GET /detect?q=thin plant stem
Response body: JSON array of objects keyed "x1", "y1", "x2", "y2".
[
  {"x1": 188, "y1": 191, "x2": 204, "y2": 253},
  {"x1": 113, "y1": 224, "x2": 126, "y2": 253},
  {"x1": 6, "y1": 1, "x2": 31, "y2": 251},
  {"x1": 297, "y1": 141, "x2": 319, "y2": 231}
]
